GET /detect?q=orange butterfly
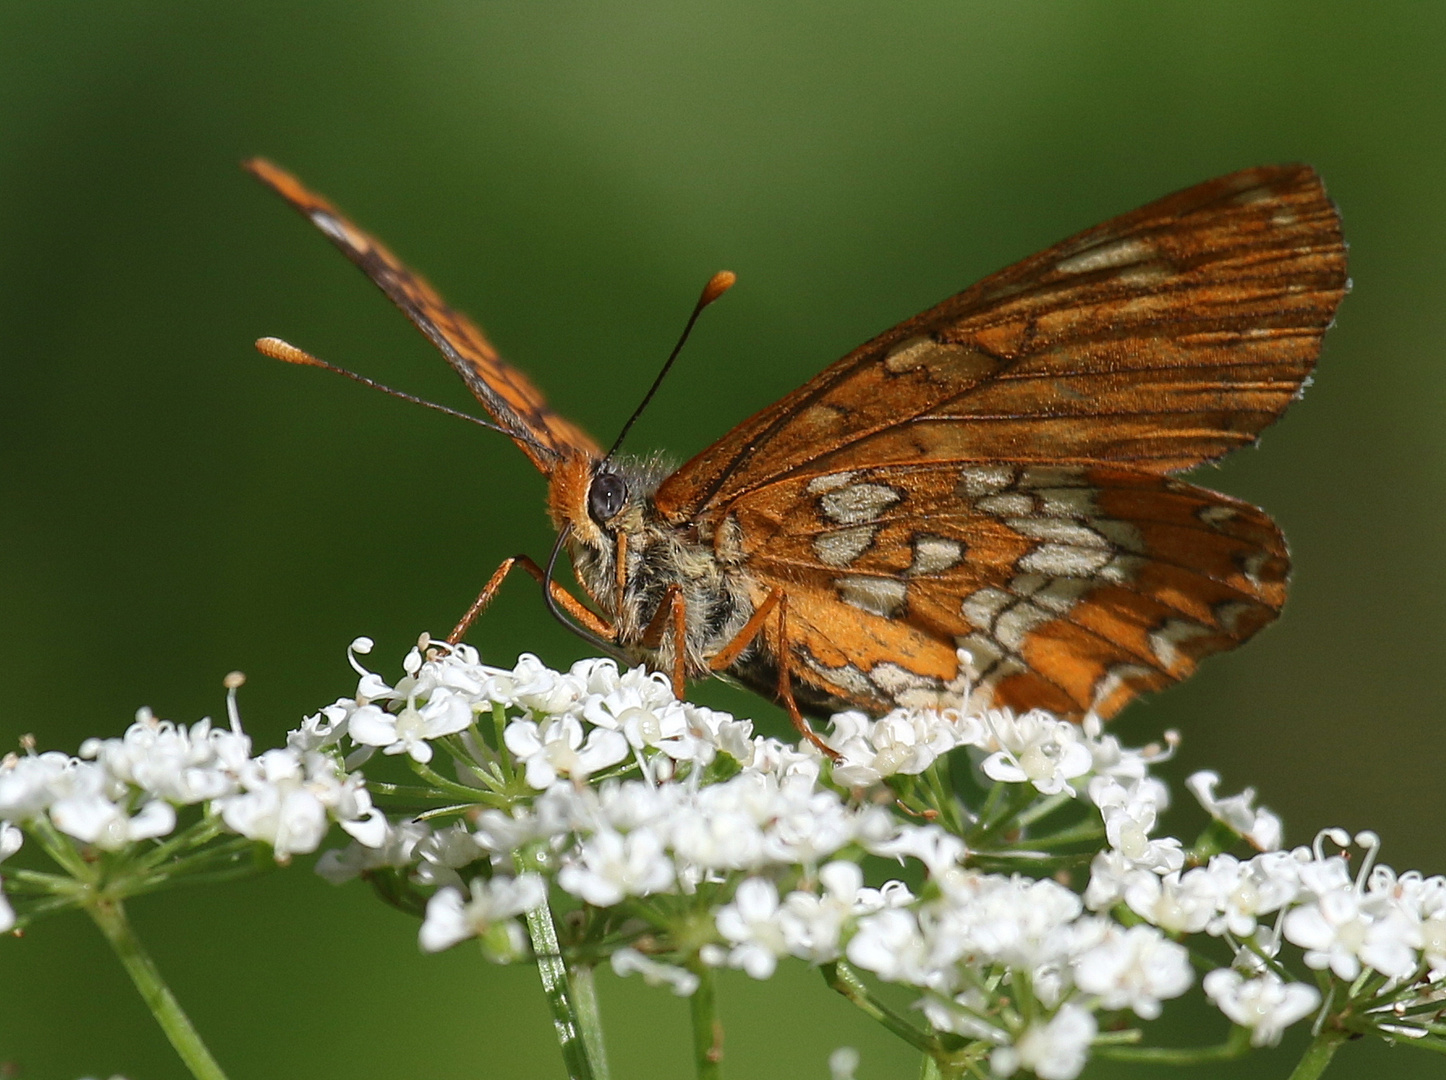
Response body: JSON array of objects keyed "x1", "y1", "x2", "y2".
[{"x1": 247, "y1": 160, "x2": 1346, "y2": 741}]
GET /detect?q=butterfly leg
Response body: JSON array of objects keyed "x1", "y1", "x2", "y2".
[
  {"x1": 447, "y1": 555, "x2": 615, "y2": 645},
  {"x1": 706, "y1": 591, "x2": 838, "y2": 758},
  {"x1": 639, "y1": 583, "x2": 688, "y2": 699}
]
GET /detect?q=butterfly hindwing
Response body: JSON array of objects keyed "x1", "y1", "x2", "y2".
[
  {"x1": 729, "y1": 461, "x2": 1288, "y2": 719},
  {"x1": 245, "y1": 158, "x2": 599, "y2": 472},
  {"x1": 657, "y1": 164, "x2": 1346, "y2": 522}
]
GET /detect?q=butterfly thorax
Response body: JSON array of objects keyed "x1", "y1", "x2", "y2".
[{"x1": 549, "y1": 451, "x2": 760, "y2": 678}]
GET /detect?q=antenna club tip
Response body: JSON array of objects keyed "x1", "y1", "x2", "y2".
[
  {"x1": 701, "y1": 270, "x2": 737, "y2": 307},
  {"x1": 255, "y1": 336, "x2": 322, "y2": 367}
]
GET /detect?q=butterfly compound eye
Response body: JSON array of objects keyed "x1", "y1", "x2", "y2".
[{"x1": 587, "y1": 471, "x2": 627, "y2": 524}]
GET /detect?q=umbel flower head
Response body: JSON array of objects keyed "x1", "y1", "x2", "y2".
[{"x1": 6, "y1": 636, "x2": 1446, "y2": 1079}]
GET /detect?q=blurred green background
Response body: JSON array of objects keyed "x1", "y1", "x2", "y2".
[{"x1": 3, "y1": 3, "x2": 1445, "y2": 1077}]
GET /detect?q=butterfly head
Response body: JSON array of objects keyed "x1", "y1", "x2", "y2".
[{"x1": 547, "y1": 451, "x2": 675, "y2": 615}]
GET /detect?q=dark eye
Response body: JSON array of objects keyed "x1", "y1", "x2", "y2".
[{"x1": 587, "y1": 471, "x2": 627, "y2": 523}]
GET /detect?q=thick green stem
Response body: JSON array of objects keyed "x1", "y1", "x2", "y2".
[
  {"x1": 1286, "y1": 1030, "x2": 1347, "y2": 1080},
  {"x1": 521, "y1": 893, "x2": 598, "y2": 1080},
  {"x1": 689, "y1": 962, "x2": 724, "y2": 1080},
  {"x1": 569, "y1": 962, "x2": 612, "y2": 1080},
  {"x1": 88, "y1": 898, "x2": 229, "y2": 1080}
]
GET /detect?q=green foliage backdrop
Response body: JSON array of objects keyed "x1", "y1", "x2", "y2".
[{"x1": 2, "y1": 3, "x2": 1445, "y2": 1077}]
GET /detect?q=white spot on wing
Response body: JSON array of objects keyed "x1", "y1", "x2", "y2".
[
  {"x1": 1019, "y1": 544, "x2": 1113, "y2": 577},
  {"x1": 820, "y1": 483, "x2": 903, "y2": 525},
  {"x1": 835, "y1": 575, "x2": 907, "y2": 617},
  {"x1": 1055, "y1": 237, "x2": 1154, "y2": 275},
  {"x1": 956, "y1": 465, "x2": 1015, "y2": 497},
  {"x1": 1213, "y1": 600, "x2": 1256, "y2": 633},
  {"x1": 1023, "y1": 576, "x2": 1093, "y2": 613},
  {"x1": 1148, "y1": 619, "x2": 1213, "y2": 670},
  {"x1": 807, "y1": 471, "x2": 858, "y2": 495},
  {"x1": 1240, "y1": 550, "x2": 1273, "y2": 588},
  {"x1": 995, "y1": 602, "x2": 1051, "y2": 651},
  {"x1": 908, "y1": 534, "x2": 964, "y2": 576},
  {"x1": 975, "y1": 492, "x2": 1034, "y2": 516},
  {"x1": 1091, "y1": 662, "x2": 1156, "y2": 710},
  {"x1": 1009, "y1": 519, "x2": 1109, "y2": 548},
  {"x1": 813, "y1": 525, "x2": 877, "y2": 567},
  {"x1": 1034, "y1": 486, "x2": 1098, "y2": 518},
  {"x1": 1198, "y1": 504, "x2": 1238, "y2": 529},
  {"x1": 962, "y1": 587, "x2": 1012, "y2": 630}
]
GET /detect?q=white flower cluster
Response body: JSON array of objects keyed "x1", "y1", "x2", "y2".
[
  {"x1": 10, "y1": 637, "x2": 1446, "y2": 1079},
  {"x1": 301, "y1": 642, "x2": 1323, "y2": 1078},
  {"x1": 0, "y1": 676, "x2": 386, "y2": 914}
]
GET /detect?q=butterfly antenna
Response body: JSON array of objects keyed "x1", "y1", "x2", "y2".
[
  {"x1": 255, "y1": 336, "x2": 550, "y2": 454},
  {"x1": 605, "y1": 270, "x2": 736, "y2": 461}
]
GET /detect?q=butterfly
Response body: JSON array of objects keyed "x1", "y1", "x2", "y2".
[{"x1": 246, "y1": 159, "x2": 1346, "y2": 740}]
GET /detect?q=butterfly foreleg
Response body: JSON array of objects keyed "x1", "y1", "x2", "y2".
[
  {"x1": 639, "y1": 583, "x2": 688, "y2": 699},
  {"x1": 705, "y1": 590, "x2": 837, "y2": 758},
  {"x1": 447, "y1": 554, "x2": 615, "y2": 645}
]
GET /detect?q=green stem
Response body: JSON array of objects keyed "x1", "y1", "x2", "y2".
[
  {"x1": 493, "y1": 703, "x2": 516, "y2": 783},
  {"x1": 1094, "y1": 1023, "x2": 1250, "y2": 1064},
  {"x1": 409, "y1": 759, "x2": 500, "y2": 803},
  {"x1": 516, "y1": 857, "x2": 598, "y2": 1080},
  {"x1": 570, "y1": 962, "x2": 612, "y2": 1080},
  {"x1": 689, "y1": 962, "x2": 724, "y2": 1080},
  {"x1": 822, "y1": 961, "x2": 941, "y2": 1056},
  {"x1": 87, "y1": 898, "x2": 229, "y2": 1080},
  {"x1": 1286, "y1": 1030, "x2": 1347, "y2": 1080}
]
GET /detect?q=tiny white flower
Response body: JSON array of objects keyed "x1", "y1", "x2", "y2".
[
  {"x1": 846, "y1": 907, "x2": 932, "y2": 986},
  {"x1": 1186, "y1": 771, "x2": 1282, "y2": 851},
  {"x1": 980, "y1": 710, "x2": 1092, "y2": 796},
  {"x1": 1073, "y1": 924, "x2": 1192, "y2": 1019},
  {"x1": 1123, "y1": 869, "x2": 1215, "y2": 935},
  {"x1": 414, "y1": 821, "x2": 485, "y2": 890},
  {"x1": 315, "y1": 818, "x2": 430, "y2": 885},
  {"x1": 827, "y1": 1046, "x2": 860, "y2": 1080},
  {"x1": 50, "y1": 794, "x2": 176, "y2": 851},
  {"x1": 557, "y1": 828, "x2": 674, "y2": 906},
  {"x1": 1283, "y1": 882, "x2": 1422, "y2": 980},
  {"x1": 716, "y1": 877, "x2": 789, "y2": 979},
  {"x1": 866, "y1": 823, "x2": 966, "y2": 878},
  {"x1": 504, "y1": 715, "x2": 629, "y2": 788},
  {"x1": 585, "y1": 690, "x2": 699, "y2": 763},
  {"x1": 1094, "y1": 781, "x2": 1183, "y2": 873},
  {"x1": 610, "y1": 947, "x2": 700, "y2": 996},
  {"x1": 1203, "y1": 969, "x2": 1321, "y2": 1046},
  {"x1": 346, "y1": 687, "x2": 473, "y2": 764},
  {"x1": 991, "y1": 1004, "x2": 1097, "y2": 1080},
  {"x1": 0, "y1": 821, "x2": 21, "y2": 932},
  {"x1": 1201, "y1": 852, "x2": 1300, "y2": 939},
  {"x1": 780, "y1": 860, "x2": 863, "y2": 963},
  {"x1": 418, "y1": 873, "x2": 545, "y2": 955}
]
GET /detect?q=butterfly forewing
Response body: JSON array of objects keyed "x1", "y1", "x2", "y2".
[
  {"x1": 244, "y1": 158, "x2": 600, "y2": 472},
  {"x1": 656, "y1": 164, "x2": 1346, "y2": 520}
]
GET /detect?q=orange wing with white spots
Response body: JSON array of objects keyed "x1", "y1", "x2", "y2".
[
  {"x1": 656, "y1": 164, "x2": 1346, "y2": 520},
  {"x1": 244, "y1": 158, "x2": 600, "y2": 472},
  {"x1": 729, "y1": 463, "x2": 1287, "y2": 719},
  {"x1": 670, "y1": 165, "x2": 1344, "y2": 719}
]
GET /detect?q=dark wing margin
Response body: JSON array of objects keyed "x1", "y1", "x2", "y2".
[
  {"x1": 658, "y1": 164, "x2": 1346, "y2": 522},
  {"x1": 244, "y1": 158, "x2": 600, "y2": 472}
]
